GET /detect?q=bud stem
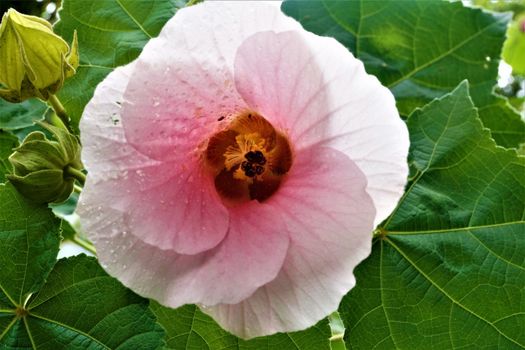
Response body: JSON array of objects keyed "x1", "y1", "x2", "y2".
[
  {"x1": 48, "y1": 94, "x2": 72, "y2": 131},
  {"x1": 64, "y1": 165, "x2": 86, "y2": 185}
]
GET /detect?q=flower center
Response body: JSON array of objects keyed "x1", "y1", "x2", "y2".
[
  {"x1": 205, "y1": 111, "x2": 292, "y2": 204},
  {"x1": 241, "y1": 150, "x2": 266, "y2": 177}
]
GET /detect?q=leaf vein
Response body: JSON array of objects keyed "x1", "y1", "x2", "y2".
[
  {"x1": 387, "y1": 17, "x2": 507, "y2": 88},
  {"x1": 28, "y1": 313, "x2": 111, "y2": 349},
  {"x1": 115, "y1": 0, "x2": 153, "y2": 38},
  {"x1": 385, "y1": 237, "x2": 524, "y2": 348}
]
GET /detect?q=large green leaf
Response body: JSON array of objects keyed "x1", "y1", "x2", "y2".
[
  {"x1": 0, "y1": 183, "x2": 60, "y2": 308},
  {"x1": 338, "y1": 82, "x2": 525, "y2": 349},
  {"x1": 0, "y1": 132, "x2": 18, "y2": 182},
  {"x1": 53, "y1": 0, "x2": 187, "y2": 131},
  {"x1": 282, "y1": 0, "x2": 525, "y2": 148},
  {"x1": 150, "y1": 303, "x2": 332, "y2": 350},
  {"x1": 1, "y1": 255, "x2": 165, "y2": 349},
  {"x1": 0, "y1": 98, "x2": 49, "y2": 130}
]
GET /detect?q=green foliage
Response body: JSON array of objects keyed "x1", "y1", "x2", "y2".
[
  {"x1": 339, "y1": 82, "x2": 525, "y2": 349},
  {"x1": 150, "y1": 303, "x2": 331, "y2": 350},
  {"x1": 0, "y1": 173, "x2": 162, "y2": 349},
  {"x1": 53, "y1": 0, "x2": 188, "y2": 131},
  {"x1": 281, "y1": 0, "x2": 525, "y2": 148},
  {"x1": 1, "y1": 0, "x2": 524, "y2": 347},
  {"x1": 472, "y1": 0, "x2": 525, "y2": 16},
  {"x1": 0, "y1": 182, "x2": 60, "y2": 307},
  {"x1": 1, "y1": 255, "x2": 165, "y2": 349},
  {"x1": 0, "y1": 98, "x2": 48, "y2": 130},
  {"x1": 0, "y1": 131, "x2": 17, "y2": 182},
  {"x1": 503, "y1": 15, "x2": 525, "y2": 75}
]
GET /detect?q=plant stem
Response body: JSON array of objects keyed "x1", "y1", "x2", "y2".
[
  {"x1": 328, "y1": 311, "x2": 347, "y2": 350},
  {"x1": 72, "y1": 237, "x2": 97, "y2": 255},
  {"x1": 71, "y1": 235, "x2": 97, "y2": 255},
  {"x1": 46, "y1": 112, "x2": 66, "y2": 130},
  {"x1": 48, "y1": 94, "x2": 72, "y2": 131},
  {"x1": 186, "y1": 0, "x2": 203, "y2": 6},
  {"x1": 64, "y1": 165, "x2": 86, "y2": 185}
]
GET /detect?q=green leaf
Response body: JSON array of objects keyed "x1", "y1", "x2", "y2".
[
  {"x1": 502, "y1": 15, "x2": 525, "y2": 75},
  {"x1": 1, "y1": 255, "x2": 165, "y2": 349},
  {"x1": 281, "y1": 0, "x2": 525, "y2": 148},
  {"x1": 53, "y1": 0, "x2": 188, "y2": 131},
  {"x1": 339, "y1": 82, "x2": 525, "y2": 349},
  {"x1": 0, "y1": 98, "x2": 48, "y2": 130},
  {"x1": 0, "y1": 132, "x2": 18, "y2": 183},
  {"x1": 50, "y1": 192, "x2": 79, "y2": 218},
  {"x1": 150, "y1": 303, "x2": 331, "y2": 350},
  {"x1": 0, "y1": 182, "x2": 60, "y2": 307}
]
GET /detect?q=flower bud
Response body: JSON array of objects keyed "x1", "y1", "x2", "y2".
[
  {"x1": 0, "y1": 9, "x2": 79, "y2": 102},
  {"x1": 8, "y1": 123, "x2": 83, "y2": 204}
]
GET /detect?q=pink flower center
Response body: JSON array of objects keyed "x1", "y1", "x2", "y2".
[{"x1": 205, "y1": 111, "x2": 293, "y2": 204}]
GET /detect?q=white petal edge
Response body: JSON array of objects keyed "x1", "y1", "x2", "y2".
[
  {"x1": 296, "y1": 32, "x2": 410, "y2": 227},
  {"x1": 119, "y1": 1, "x2": 303, "y2": 161},
  {"x1": 79, "y1": 61, "x2": 231, "y2": 255},
  {"x1": 79, "y1": 186, "x2": 290, "y2": 306}
]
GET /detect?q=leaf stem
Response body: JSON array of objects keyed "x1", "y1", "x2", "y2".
[
  {"x1": 47, "y1": 94, "x2": 72, "y2": 131},
  {"x1": 373, "y1": 227, "x2": 388, "y2": 239},
  {"x1": 70, "y1": 235, "x2": 97, "y2": 255}
]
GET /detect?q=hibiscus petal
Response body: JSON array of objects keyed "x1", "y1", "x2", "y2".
[
  {"x1": 79, "y1": 64, "x2": 229, "y2": 255},
  {"x1": 234, "y1": 30, "x2": 409, "y2": 226},
  {"x1": 121, "y1": 1, "x2": 301, "y2": 162},
  {"x1": 79, "y1": 188, "x2": 290, "y2": 306},
  {"x1": 202, "y1": 147, "x2": 376, "y2": 338},
  {"x1": 79, "y1": 63, "x2": 154, "y2": 175}
]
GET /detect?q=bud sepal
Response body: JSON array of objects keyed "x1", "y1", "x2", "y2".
[{"x1": 8, "y1": 122, "x2": 83, "y2": 204}]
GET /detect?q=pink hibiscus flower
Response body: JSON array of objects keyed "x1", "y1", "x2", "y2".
[{"x1": 78, "y1": 2, "x2": 409, "y2": 339}]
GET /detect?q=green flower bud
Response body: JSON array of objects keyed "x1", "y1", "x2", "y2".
[
  {"x1": 8, "y1": 123, "x2": 83, "y2": 204},
  {"x1": 0, "y1": 9, "x2": 79, "y2": 102}
]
